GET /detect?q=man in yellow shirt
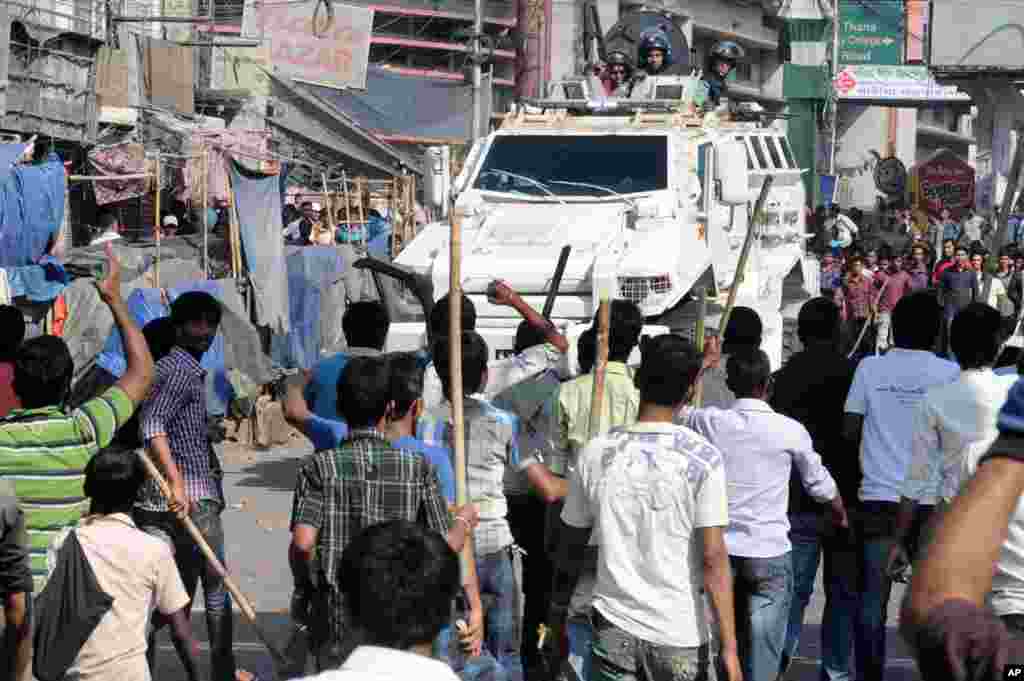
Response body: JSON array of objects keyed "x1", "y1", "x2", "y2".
[{"x1": 544, "y1": 300, "x2": 644, "y2": 681}]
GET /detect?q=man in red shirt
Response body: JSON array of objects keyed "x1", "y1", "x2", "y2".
[
  {"x1": 873, "y1": 254, "x2": 912, "y2": 353},
  {"x1": 836, "y1": 255, "x2": 876, "y2": 357}
]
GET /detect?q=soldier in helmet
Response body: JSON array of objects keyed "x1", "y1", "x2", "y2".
[
  {"x1": 703, "y1": 40, "x2": 746, "y2": 107},
  {"x1": 596, "y1": 50, "x2": 636, "y2": 97},
  {"x1": 637, "y1": 30, "x2": 675, "y2": 77}
]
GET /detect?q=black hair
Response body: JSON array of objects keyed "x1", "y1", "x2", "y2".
[
  {"x1": 343, "y1": 301, "x2": 390, "y2": 351},
  {"x1": 300, "y1": 201, "x2": 314, "y2": 210},
  {"x1": 84, "y1": 449, "x2": 145, "y2": 511},
  {"x1": 429, "y1": 294, "x2": 477, "y2": 338},
  {"x1": 578, "y1": 327, "x2": 596, "y2": 374},
  {"x1": 635, "y1": 334, "x2": 703, "y2": 407},
  {"x1": 433, "y1": 332, "x2": 489, "y2": 398},
  {"x1": 14, "y1": 336, "x2": 73, "y2": 409},
  {"x1": 0, "y1": 306, "x2": 25, "y2": 362},
  {"x1": 339, "y1": 520, "x2": 459, "y2": 649},
  {"x1": 797, "y1": 297, "x2": 840, "y2": 345},
  {"x1": 142, "y1": 317, "x2": 178, "y2": 363},
  {"x1": 951, "y1": 303, "x2": 1002, "y2": 369},
  {"x1": 891, "y1": 292, "x2": 942, "y2": 351},
  {"x1": 337, "y1": 355, "x2": 393, "y2": 428},
  {"x1": 725, "y1": 348, "x2": 772, "y2": 398},
  {"x1": 723, "y1": 306, "x2": 762, "y2": 349},
  {"x1": 170, "y1": 291, "x2": 222, "y2": 329},
  {"x1": 514, "y1": 320, "x2": 547, "y2": 354},
  {"x1": 388, "y1": 352, "x2": 425, "y2": 418},
  {"x1": 607, "y1": 300, "x2": 643, "y2": 362},
  {"x1": 97, "y1": 211, "x2": 119, "y2": 231}
]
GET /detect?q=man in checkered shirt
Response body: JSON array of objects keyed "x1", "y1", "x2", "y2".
[
  {"x1": 290, "y1": 354, "x2": 480, "y2": 672},
  {"x1": 134, "y1": 291, "x2": 238, "y2": 681}
]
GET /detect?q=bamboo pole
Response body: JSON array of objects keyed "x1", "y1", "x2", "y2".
[
  {"x1": 320, "y1": 172, "x2": 333, "y2": 246},
  {"x1": 342, "y1": 170, "x2": 352, "y2": 230},
  {"x1": 154, "y1": 158, "x2": 162, "y2": 289},
  {"x1": 135, "y1": 451, "x2": 292, "y2": 671},
  {"x1": 692, "y1": 286, "x2": 709, "y2": 407},
  {"x1": 587, "y1": 296, "x2": 611, "y2": 441},
  {"x1": 68, "y1": 173, "x2": 153, "y2": 181},
  {"x1": 201, "y1": 146, "x2": 209, "y2": 279},
  {"x1": 719, "y1": 176, "x2": 775, "y2": 340},
  {"x1": 448, "y1": 196, "x2": 478, "y2": 639}
]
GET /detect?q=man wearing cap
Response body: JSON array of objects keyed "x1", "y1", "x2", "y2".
[{"x1": 160, "y1": 215, "x2": 179, "y2": 239}]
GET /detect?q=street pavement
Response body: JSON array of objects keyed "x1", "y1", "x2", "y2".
[{"x1": 152, "y1": 436, "x2": 920, "y2": 681}]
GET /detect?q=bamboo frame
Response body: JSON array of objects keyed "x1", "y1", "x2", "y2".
[{"x1": 154, "y1": 159, "x2": 161, "y2": 289}]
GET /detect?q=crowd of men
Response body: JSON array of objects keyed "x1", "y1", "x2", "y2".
[
  {"x1": 815, "y1": 203, "x2": 1023, "y2": 359},
  {"x1": 5, "y1": 237, "x2": 1024, "y2": 681}
]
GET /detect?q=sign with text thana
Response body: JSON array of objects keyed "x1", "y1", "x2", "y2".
[
  {"x1": 243, "y1": 0, "x2": 374, "y2": 91},
  {"x1": 838, "y1": 0, "x2": 904, "y2": 66}
]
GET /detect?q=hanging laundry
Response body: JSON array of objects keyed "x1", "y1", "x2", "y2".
[
  {"x1": 228, "y1": 158, "x2": 290, "y2": 334},
  {"x1": 88, "y1": 143, "x2": 147, "y2": 206},
  {"x1": 0, "y1": 151, "x2": 67, "y2": 267}
]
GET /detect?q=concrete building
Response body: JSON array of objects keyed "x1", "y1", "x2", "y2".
[{"x1": 927, "y1": 0, "x2": 1024, "y2": 221}]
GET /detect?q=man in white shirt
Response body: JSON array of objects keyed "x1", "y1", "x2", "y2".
[
  {"x1": 891, "y1": 303, "x2": 1017, "y2": 576},
  {"x1": 957, "y1": 378, "x2": 1024, "y2": 636},
  {"x1": 69, "y1": 449, "x2": 201, "y2": 681},
  {"x1": 301, "y1": 520, "x2": 466, "y2": 681},
  {"x1": 700, "y1": 306, "x2": 761, "y2": 409},
  {"x1": 422, "y1": 284, "x2": 569, "y2": 410},
  {"x1": 842, "y1": 291, "x2": 959, "y2": 681},
  {"x1": 680, "y1": 349, "x2": 848, "y2": 681},
  {"x1": 547, "y1": 334, "x2": 741, "y2": 681}
]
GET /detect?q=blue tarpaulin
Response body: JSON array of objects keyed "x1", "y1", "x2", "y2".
[
  {"x1": 5, "y1": 256, "x2": 68, "y2": 302},
  {"x1": 271, "y1": 246, "x2": 347, "y2": 369},
  {"x1": 0, "y1": 148, "x2": 66, "y2": 267},
  {"x1": 96, "y1": 282, "x2": 233, "y2": 416}
]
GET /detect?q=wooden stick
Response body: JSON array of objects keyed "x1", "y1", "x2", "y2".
[
  {"x1": 68, "y1": 173, "x2": 153, "y2": 181},
  {"x1": 587, "y1": 296, "x2": 611, "y2": 441},
  {"x1": 154, "y1": 158, "x2": 161, "y2": 289},
  {"x1": 448, "y1": 193, "x2": 478, "y2": 642},
  {"x1": 320, "y1": 172, "x2": 333, "y2": 245},
  {"x1": 201, "y1": 147, "x2": 209, "y2": 279},
  {"x1": 135, "y1": 450, "x2": 292, "y2": 671},
  {"x1": 343, "y1": 170, "x2": 352, "y2": 230},
  {"x1": 719, "y1": 176, "x2": 774, "y2": 341},
  {"x1": 692, "y1": 286, "x2": 709, "y2": 408}
]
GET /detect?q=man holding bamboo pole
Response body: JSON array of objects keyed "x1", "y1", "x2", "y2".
[{"x1": 548, "y1": 334, "x2": 742, "y2": 681}]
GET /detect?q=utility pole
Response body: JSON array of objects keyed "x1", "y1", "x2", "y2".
[
  {"x1": 829, "y1": 0, "x2": 840, "y2": 177},
  {"x1": 470, "y1": 0, "x2": 484, "y2": 141}
]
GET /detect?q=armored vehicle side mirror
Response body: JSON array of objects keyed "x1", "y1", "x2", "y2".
[{"x1": 715, "y1": 140, "x2": 751, "y2": 206}]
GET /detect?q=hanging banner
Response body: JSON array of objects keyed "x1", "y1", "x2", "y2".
[
  {"x1": 916, "y1": 150, "x2": 975, "y2": 220},
  {"x1": 834, "y1": 65, "x2": 969, "y2": 102},
  {"x1": 242, "y1": 0, "x2": 374, "y2": 91}
]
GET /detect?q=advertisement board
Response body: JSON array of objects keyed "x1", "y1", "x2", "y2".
[
  {"x1": 242, "y1": 0, "x2": 374, "y2": 91},
  {"x1": 916, "y1": 150, "x2": 975, "y2": 219},
  {"x1": 833, "y1": 65, "x2": 970, "y2": 102}
]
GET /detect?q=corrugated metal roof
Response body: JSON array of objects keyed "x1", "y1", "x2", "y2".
[{"x1": 310, "y1": 66, "x2": 472, "y2": 143}]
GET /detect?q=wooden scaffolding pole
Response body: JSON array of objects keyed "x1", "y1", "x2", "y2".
[{"x1": 154, "y1": 158, "x2": 162, "y2": 289}]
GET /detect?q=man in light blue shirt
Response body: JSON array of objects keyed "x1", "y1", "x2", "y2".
[
  {"x1": 680, "y1": 349, "x2": 848, "y2": 681},
  {"x1": 305, "y1": 301, "x2": 389, "y2": 422}
]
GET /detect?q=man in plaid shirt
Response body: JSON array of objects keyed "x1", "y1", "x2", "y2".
[
  {"x1": 134, "y1": 291, "x2": 238, "y2": 681},
  {"x1": 290, "y1": 355, "x2": 480, "y2": 672}
]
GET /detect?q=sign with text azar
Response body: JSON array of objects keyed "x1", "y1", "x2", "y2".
[
  {"x1": 834, "y1": 65, "x2": 970, "y2": 102},
  {"x1": 242, "y1": 0, "x2": 374, "y2": 91}
]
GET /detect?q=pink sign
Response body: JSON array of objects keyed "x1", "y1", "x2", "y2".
[
  {"x1": 244, "y1": 1, "x2": 374, "y2": 91},
  {"x1": 918, "y1": 152, "x2": 975, "y2": 220}
]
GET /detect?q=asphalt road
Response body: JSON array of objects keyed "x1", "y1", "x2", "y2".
[{"x1": 151, "y1": 436, "x2": 919, "y2": 681}]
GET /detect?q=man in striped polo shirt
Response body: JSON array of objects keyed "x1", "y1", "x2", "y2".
[{"x1": 0, "y1": 244, "x2": 154, "y2": 592}]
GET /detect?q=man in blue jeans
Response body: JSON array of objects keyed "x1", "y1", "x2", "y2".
[
  {"x1": 771, "y1": 298, "x2": 860, "y2": 681},
  {"x1": 681, "y1": 349, "x2": 848, "y2": 681},
  {"x1": 842, "y1": 292, "x2": 958, "y2": 681}
]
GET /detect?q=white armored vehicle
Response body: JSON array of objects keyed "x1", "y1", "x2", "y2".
[
  {"x1": 382, "y1": 6, "x2": 814, "y2": 368},
  {"x1": 390, "y1": 95, "x2": 811, "y2": 368}
]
